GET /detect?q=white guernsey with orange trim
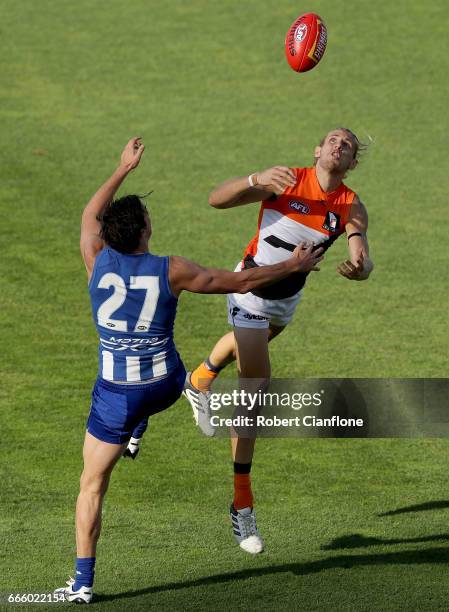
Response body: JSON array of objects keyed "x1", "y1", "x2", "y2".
[{"x1": 228, "y1": 166, "x2": 356, "y2": 328}]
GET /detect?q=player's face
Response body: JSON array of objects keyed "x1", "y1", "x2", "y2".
[{"x1": 315, "y1": 130, "x2": 358, "y2": 173}]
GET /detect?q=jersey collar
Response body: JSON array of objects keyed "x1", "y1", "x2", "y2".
[{"x1": 311, "y1": 166, "x2": 344, "y2": 201}]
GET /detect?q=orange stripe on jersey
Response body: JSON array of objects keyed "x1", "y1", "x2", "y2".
[{"x1": 243, "y1": 201, "x2": 265, "y2": 258}]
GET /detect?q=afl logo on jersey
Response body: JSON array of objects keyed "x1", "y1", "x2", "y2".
[
  {"x1": 289, "y1": 200, "x2": 310, "y2": 214},
  {"x1": 323, "y1": 211, "x2": 341, "y2": 232}
]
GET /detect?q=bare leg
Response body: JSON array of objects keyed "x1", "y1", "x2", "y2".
[
  {"x1": 209, "y1": 324, "x2": 285, "y2": 370},
  {"x1": 76, "y1": 432, "x2": 126, "y2": 557},
  {"x1": 231, "y1": 326, "x2": 273, "y2": 464},
  {"x1": 209, "y1": 331, "x2": 238, "y2": 369},
  {"x1": 192, "y1": 324, "x2": 284, "y2": 393}
]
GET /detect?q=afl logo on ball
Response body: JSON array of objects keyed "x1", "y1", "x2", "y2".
[
  {"x1": 295, "y1": 24, "x2": 307, "y2": 42},
  {"x1": 289, "y1": 200, "x2": 310, "y2": 214}
]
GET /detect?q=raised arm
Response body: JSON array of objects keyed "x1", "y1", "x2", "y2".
[
  {"x1": 337, "y1": 195, "x2": 374, "y2": 281},
  {"x1": 209, "y1": 166, "x2": 297, "y2": 209},
  {"x1": 80, "y1": 137, "x2": 145, "y2": 278},
  {"x1": 169, "y1": 243, "x2": 324, "y2": 296}
]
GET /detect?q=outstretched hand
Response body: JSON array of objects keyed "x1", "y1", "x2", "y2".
[
  {"x1": 120, "y1": 137, "x2": 145, "y2": 171},
  {"x1": 292, "y1": 242, "x2": 324, "y2": 272},
  {"x1": 337, "y1": 251, "x2": 367, "y2": 280},
  {"x1": 256, "y1": 166, "x2": 296, "y2": 194}
]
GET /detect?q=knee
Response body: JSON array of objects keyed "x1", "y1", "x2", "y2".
[
  {"x1": 79, "y1": 471, "x2": 109, "y2": 497},
  {"x1": 239, "y1": 375, "x2": 271, "y2": 395},
  {"x1": 239, "y1": 369, "x2": 271, "y2": 385}
]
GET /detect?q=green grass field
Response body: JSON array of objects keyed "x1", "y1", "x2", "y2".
[{"x1": 1, "y1": 0, "x2": 448, "y2": 609}]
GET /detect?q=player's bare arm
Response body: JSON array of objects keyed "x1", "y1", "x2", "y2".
[
  {"x1": 169, "y1": 243, "x2": 323, "y2": 296},
  {"x1": 80, "y1": 137, "x2": 145, "y2": 278},
  {"x1": 337, "y1": 195, "x2": 374, "y2": 281},
  {"x1": 209, "y1": 166, "x2": 296, "y2": 209}
]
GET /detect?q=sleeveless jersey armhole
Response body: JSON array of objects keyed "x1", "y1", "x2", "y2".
[
  {"x1": 87, "y1": 247, "x2": 107, "y2": 290},
  {"x1": 340, "y1": 189, "x2": 357, "y2": 227},
  {"x1": 163, "y1": 256, "x2": 177, "y2": 301}
]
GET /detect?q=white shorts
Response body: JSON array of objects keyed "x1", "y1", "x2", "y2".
[{"x1": 227, "y1": 262, "x2": 303, "y2": 329}]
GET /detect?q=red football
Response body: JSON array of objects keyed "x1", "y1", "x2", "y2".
[{"x1": 285, "y1": 13, "x2": 327, "y2": 73}]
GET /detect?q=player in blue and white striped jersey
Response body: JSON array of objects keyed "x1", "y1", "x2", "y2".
[{"x1": 55, "y1": 138, "x2": 323, "y2": 603}]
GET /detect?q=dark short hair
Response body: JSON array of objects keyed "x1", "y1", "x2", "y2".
[{"x1": 98, "y1": 195, "x2": 148, "y2": 253}]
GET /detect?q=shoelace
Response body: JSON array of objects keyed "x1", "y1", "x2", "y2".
[
  {"x1": 64, "y1": 577, "x2": 91, "y2": 594},
  {"x1": 238, "y1": 513, "x2": 258, "y2": 538},
  {"x1": 198, "y1": 391, "x2": 211, "y2": 414}
]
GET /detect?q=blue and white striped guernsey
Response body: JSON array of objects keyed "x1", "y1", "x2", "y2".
[{"x1": 88, "y1": 248, "x2": 180, "y2": 384}]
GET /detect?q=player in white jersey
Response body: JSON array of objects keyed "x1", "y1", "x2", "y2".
[
  {"x1": 55, "y1": 137, "x2": 324, "y2": 603},
  {"x1": 184, "y1": 128, "x2": 375, "y2": 554}
]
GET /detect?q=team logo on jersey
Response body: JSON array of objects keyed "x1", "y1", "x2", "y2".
[
  {"x1": 323, "y1": 211, "x2": 341, "y2": 232},
  {"x1": 100, "y1": 336, "x2": 167, "y2": 351},
  {"x1": 289, "y1": 200, "x2": 310, "y2": 214}
]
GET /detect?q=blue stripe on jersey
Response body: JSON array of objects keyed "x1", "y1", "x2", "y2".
[{"x1": 89, "y1": 248, "x2": 179, "y2": 383}]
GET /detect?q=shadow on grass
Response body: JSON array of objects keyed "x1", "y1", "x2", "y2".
[
  {"x1": 379, "y1": 500, "x2": 449, "y2": 516},
  {"x1": 321, "y1": 533, "x2": 449, "y2": 550},
  {"x1": 95, "y1": 546, "x2": 449, "y2": 603}
]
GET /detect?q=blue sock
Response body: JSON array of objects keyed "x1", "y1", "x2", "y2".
[{"x1": 73, "y1": 557, "x2": 96, "y2": 590}]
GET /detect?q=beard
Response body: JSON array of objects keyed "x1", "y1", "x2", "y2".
[{"x1": 320, "y1": 153, "x2": 351, "y2": 174}]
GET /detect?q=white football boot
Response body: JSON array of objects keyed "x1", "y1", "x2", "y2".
[
  {"x1": 123, "y1": 436, "x2": 141, "y2": 459},
  {"x1": 54, "y1": 577, "x2": 93, "y2": 604},
  {"x1": 230, "y1": 505, "x2": 264, "y2": 554},
  {"x1": 183, "y1": 372, "x2": 215, "y2": 437}
]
